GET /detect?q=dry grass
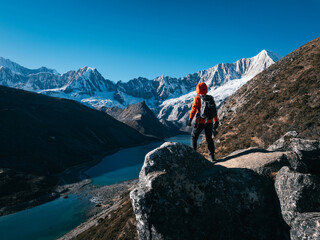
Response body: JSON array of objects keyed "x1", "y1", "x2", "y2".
[{"x1": 75, "y1": 193, "x2": 138, "y2": 240}]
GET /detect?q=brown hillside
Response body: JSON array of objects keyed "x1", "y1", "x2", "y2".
[
  {"x1": 74, "y1": 194, "x2": 138, "y2": 240},
  {"x1": 200, "y1": 37, "x2": 320, "y2": 159}
]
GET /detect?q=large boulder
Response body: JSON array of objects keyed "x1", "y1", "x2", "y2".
[
  {"x1": 267, "y1": 131, "x2": 299, "y2": 151},
  {"x1": 130, "y1": 142, "x2": 283, "y2": 240},
  {"x1": 268, "y1": 132, "x2": 320, "y2": 174},
  {"x1": 275, "y1": 166, "x2": 320, "y2": 240}
]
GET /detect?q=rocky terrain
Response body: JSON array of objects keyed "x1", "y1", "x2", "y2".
[
  {"x1": 200, "y1": 37, "x2": 320, "y2": 159},
  {"x1": 0, "y1": 85, "x2": 154, "y2": 215},
  {"x1": 130, "y1": 133, "x2": 320, "y2": 240},
  {"x1": 63, "y1": 132, "x2": 319, "y2": 240},
  {"x1": 105, "y1": 101, "x2": 182, "y2": 139}
]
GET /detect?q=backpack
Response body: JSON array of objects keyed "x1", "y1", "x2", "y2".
[{"x1": 199, "y1": 95, "x2": 217, "y2": 119}]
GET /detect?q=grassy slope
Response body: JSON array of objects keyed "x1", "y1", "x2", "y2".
[{"x1": 75, "y1": 194, "x2": 138, "y2": 240}]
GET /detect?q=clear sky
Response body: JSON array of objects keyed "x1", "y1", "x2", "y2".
[{"x1": 0, "y1": 0, "x2": 319, "y2": 82}]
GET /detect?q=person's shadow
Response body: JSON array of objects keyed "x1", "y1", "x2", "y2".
[{"x1": 214, "y1": 148, "x2": 271, "y2": 164}]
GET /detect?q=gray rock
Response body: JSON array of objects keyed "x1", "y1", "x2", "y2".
[
  {"x1": 275, "y1": 166, "x2": 320, "y2": 239},
  {"x1": 290, "y1": 212, "x2": 320, "y2": 240},
  {"x1": 131, "y1": 142, "x2": 283, "y2": 240},
  {"x1": 289, "y1": 138, "x2": 320, "y2": 175},
  {"x1": 268, "y1": 132, "x2": 320, "y2": 174},
  {"x1": 267, "y1": 131, "x2": 299, "y2": 151}
]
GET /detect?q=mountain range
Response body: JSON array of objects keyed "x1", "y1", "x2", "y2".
[
  {"x1": 0, "y1": 49, "x2": 282, "y2": 215},
  {"x1": 0, "y1": 50, "x2": 281, "y2": 129}
]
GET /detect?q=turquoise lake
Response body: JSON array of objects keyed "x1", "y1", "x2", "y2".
[
  {"x1": 0, "y1": 195, "x2": 94, "y2": 240},
  {"x1": 0, "y1": 134, "x2": 192, "y2": 240},
  {"x1": 87, "y1": 134, "x2": 193, "y2": 186}
]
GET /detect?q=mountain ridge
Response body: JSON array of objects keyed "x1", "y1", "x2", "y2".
[
  {"x1": 0, "y1": 56, "x2": 58, "y2": 76},
  {"x1": 0, "y1": 50, "x2": 280, "y2": 103},
  {"x1": 0, "y1": 50, "x2": 281, "y2": 130},
  {"x1": 105, "y1": 101, "x2": 182, "y2": 139}
]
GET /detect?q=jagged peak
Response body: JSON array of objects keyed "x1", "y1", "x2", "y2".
[
  {"x1": 153, "y1": 75, "x2": 175, "y2": 82},
  {"x1": 255, "y1": 49, "x2": 282, "y2": 62},
  {"x1": 135, "y1": 101, "x2": 148, "y2": 108},
  {"x1": 0, "y1": 56, "x2": 16, "y2": 64},
  {"x1": 125, "y1": 101, "x2": 149, "y2": 111},
  {"x1": 75, "y1": 66, "x2": 104, "y2": 82},
  {"x1": 0, "y1": 56, "x2": 59, "y2": 75},
  {"x1": 200, "y1": 50, "x2": 281, "y2": 75},
  {"x1": 79, "y1": 66, "x2": 96, "y2": 73}
]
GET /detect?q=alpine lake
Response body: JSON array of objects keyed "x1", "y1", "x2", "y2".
[{"x1": 0, "y1": 134, "x2": 197, "y2": 240}]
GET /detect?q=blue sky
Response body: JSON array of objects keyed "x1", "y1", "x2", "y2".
[{"x1": 0, "y1": 0, "x2": 319, "y2": 82}]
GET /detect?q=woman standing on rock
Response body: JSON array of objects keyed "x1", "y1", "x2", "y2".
[{"x1": 187, "y1": 82, "x2": 219, "y2": 161}]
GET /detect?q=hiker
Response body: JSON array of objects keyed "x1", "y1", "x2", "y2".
[{"x1": 188, "y1": 82, "x2": 219, "y2": 161}]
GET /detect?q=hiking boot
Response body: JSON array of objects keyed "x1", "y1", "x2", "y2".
[{"x1": 208, "y1": 155, "x2": 216, "y2": 162}]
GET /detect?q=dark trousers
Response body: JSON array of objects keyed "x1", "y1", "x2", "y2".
[{"x1": 191, "y1": 123, "x2": 215, "y2": 159}]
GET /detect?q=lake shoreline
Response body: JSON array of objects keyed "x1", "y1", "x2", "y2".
[
  {"x1": 0, "y1": 134, "x2": 192, "y2": 240},
  {"x1": 0, "y1": 138, "x2": 161, "y2": 217},
  {"x1": 57, "y1": 179, "x2": 138, "y2": 240}
]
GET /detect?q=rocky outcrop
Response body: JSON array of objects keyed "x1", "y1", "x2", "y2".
[
  {"x1": 130, "y1": 132, "x2": 320, "y2": 240},
  {"x1": 130, "y1": 142, "x2": 284, "y2": 240},
  {"x1": 271, "y1": 134, "x2": 320, "y2": 240},
  {"x1": 268, "y1": 131, "x2": 320, "y2": 175},
  {"x1": 275, "y1": 167, "x2": 320, "y2": 240}
]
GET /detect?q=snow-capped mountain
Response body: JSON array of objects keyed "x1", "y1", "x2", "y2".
[
  {"x1": 0, "y1": 57, "x2": 58, "y2": 76},
  {"x1": 0, "y1": 57, "x2": 65, "y2": 91},
  {"x1": 42, "y1": 67, "x2": 115, "y2": 97},
  {"x1": 0, "y1": 50, "x2": 282, "y2": 129},
  {"x1": 157, "y1": 50, "x2": 282, "y2": 128}
]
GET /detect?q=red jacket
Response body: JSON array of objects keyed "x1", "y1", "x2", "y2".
[{"x1": 189, "y1": 95, "x2": 219, "y2": 124}]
